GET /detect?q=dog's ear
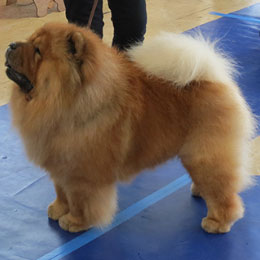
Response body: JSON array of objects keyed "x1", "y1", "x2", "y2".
[{"x1": 67, "y1": 31, "x2": 85, "y2": 59}]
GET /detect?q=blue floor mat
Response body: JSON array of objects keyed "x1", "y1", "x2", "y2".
[
  {"x1": 1, "y1": 4, "x2": 260, "y2": 260},
  {"x1": 234, "y1": 3, "x2": 260, "y2": 18}
]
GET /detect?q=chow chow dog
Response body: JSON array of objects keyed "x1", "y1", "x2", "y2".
[{"x1": 5, "y1": 23, "x2": 255, "y2": 233}]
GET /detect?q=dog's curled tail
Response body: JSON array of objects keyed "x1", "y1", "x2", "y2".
[{"x1": 128, "y1": 32, "x2": 236, "y2": 87}]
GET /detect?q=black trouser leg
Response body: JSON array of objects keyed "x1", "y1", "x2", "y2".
[
  {"x1": 108, "y1": 0, "x2": 147, "y2": 50},
  {"x1": 64, "y1": 0, "x2": 104, "y2": 38},
  {"x1": 64, "y1": 0, "x2": 147, "y2": 50}
]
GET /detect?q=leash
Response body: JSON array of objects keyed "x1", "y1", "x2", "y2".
[{"x1": 87, "y1": 0, "x2": 99, "y2": 28}]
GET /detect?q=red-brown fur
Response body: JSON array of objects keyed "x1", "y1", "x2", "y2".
[{"x1": 7, "y1": 23, "x2": 255, "y2": 233}]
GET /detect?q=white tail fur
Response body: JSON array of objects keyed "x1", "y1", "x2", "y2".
[{"x1": 128, "y1": 32, "x2": 236, "y2": 87}]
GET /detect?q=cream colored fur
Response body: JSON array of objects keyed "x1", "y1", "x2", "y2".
[{"x1": 128, "y1": 32, "x2": 236, "y2": 87}]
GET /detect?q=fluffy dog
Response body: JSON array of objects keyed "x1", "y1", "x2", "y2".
[{"x1": 5, "y1": 23, "x2": 255, "y2": 233}]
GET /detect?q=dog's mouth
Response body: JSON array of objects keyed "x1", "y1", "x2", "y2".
[
  {"x1": 5, "y1": 49, "x2": 34, "y2": 94},
  {"x1": 5, "y1": 64, "x2": 34, "y2": 94}
]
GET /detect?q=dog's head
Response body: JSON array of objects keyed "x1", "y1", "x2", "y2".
[{"x1": 5, "y1": 23, "x2": 101, "y2": 97}]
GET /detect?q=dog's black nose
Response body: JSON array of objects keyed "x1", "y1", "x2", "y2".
[{"x1": 9, "y1": 43, "x2": 17, "y2": 50}]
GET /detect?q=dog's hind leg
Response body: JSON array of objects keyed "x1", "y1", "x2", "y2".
[
  {"x1": 179, "y1": 131, "x2": 252, "y2": 233},
  {"x1": 178, "y1": 79, "x2": 254, "y2": 233},
  {"x1": 181, "y1": 151, "x2": 245, "y2": 233},
  {"x1": 179, "y1": 129, "x2": 251, "y2": 233}
]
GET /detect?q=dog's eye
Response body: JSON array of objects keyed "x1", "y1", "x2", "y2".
[{"x1": 35, "y1": 47, "x2": 41, "y2": 55}]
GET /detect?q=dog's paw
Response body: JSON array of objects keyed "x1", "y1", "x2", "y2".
[
  {"x1": 191, "y1": 183, "x2": 201, "y2": 197},
  {"x1": 59, "y1": 213, "x2": 89, "y2": 233},
  {"x1": 48, "y1": 200, "x2": 69, "y2": 220},
  {"x1": 201, "y1": 217, "x2": 231, "y2": 233}
]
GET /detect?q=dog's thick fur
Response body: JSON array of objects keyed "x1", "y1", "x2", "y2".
[{"x1": 6, "y1": 23, "x2": 255, "y2": 233}]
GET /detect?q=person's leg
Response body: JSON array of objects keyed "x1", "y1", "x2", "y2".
[
  {"x1": 64, "y1": 0, "x2": 104, "y2": 38},
  {"x1": 108, "y1": 0, "x2": 147, "y2": 50}
]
